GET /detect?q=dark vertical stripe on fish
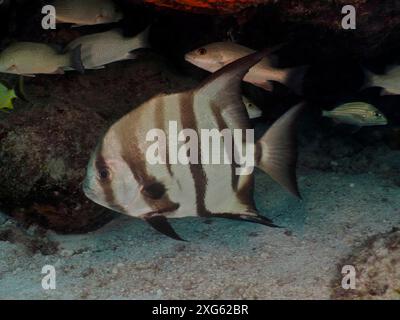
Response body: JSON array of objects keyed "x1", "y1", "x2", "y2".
[
  {"x1": 180, "y1": 92, "x2": 210, "y2": 217},
  {"x1": 117, "y1": 117, "x2": 179, "y2": 215},
  {"x1": 155, "y1": 97, "x2": 173, "y2": 177},
  {"x1": 95, "y1": 148, "x2": 126, "y2": 213},
  {"x1": 210, "y1": 102, "x2": 239, "y2": 192}
]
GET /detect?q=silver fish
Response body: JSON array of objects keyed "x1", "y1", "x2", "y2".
[
  {"x1": 0, "y1": 42, "x2": 84, "y2": 76},
  {"x1": 83, "y1": 51, "x2": 303, "y2": 240},
  {"x1": 322, "y1": 102, "x2": 388, "y2": 126},
  {"x1": 185, "y1": 42, "x2": 307, "y2": 94},
  {"x1": 364, "y1": 65, "x2": 400, "y2": 95},
  {"x1": 66, "y1": 28, "x2": 150, "y2": 70},
  {"x1": 242, "y1": 95, "x2": 262, "y2": 119},
  {"x1": 54, "y1": 0, "x2": 123, "y2": 27}
]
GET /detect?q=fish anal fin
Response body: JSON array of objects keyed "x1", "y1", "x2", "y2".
[
  {"x1": 256, "y1": 102, "x2": 304, "y2": 198},
  {"x1": 144, "y1": 214, "x2": 186, "y2": 241}
]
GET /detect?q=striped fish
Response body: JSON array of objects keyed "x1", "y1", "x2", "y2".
[
  {"x1": 83, "y1": 51, "x2": 304, "y2": 241},
  {"x1": 322, "y1": 102, "x2": 388, "y2": 127}
]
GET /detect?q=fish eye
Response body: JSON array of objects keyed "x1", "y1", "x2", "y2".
[
  {"x1": 197, "y1": 48, "x2": 207, "y2": 55},
  {"x1": 374, "y1": 112, "x2": 382, "y2": 117},
  {"x1": 98, "y1": 167, "x2": 111, "y2": 181}
]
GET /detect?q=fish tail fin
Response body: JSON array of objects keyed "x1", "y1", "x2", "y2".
[
  {"x1": 215, "y1": 212, "x2": 282, "y2": 228},
  {"x1": 285, "y1": 65, "x2": 308, "y2": 95},
  {"x1": 136, "y1": 25, "x2": 151, "y2": 49},
  {"x1": 361, "y1": 67, "x2": 377, "y2": 90},
  {"x1": 69, "y1": 44, "x2": 85, "y2": 74},
  {"x1": 322, "y1": 110, "x2": 330, "y2": 118},
  {"x1": 256, "y1": 102, "x2": 304, "y2": 198},
  {"x1": 14, "y1": 76, "x2": 28, "y2": 102}
]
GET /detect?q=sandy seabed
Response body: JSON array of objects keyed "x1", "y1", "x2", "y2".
[{"x1": 1, "y1": 165, "x2": 399, "y2": 299}]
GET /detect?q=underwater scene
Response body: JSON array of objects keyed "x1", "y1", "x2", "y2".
[{"x1": 0, "y1": 0, "x2": 399, "y2": 300}]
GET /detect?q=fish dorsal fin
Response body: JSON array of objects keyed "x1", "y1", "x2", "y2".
[{"x1": 195, "y1": 50, "x2": 269, "y2": 129}]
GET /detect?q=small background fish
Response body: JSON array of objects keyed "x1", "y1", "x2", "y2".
[
  {"x1": 185, "y1": 42, "x2": 307, "y2": 95},
  {"x1": 54, "y1": 0, "x2": 123, "y2": 27},
  {"x1": 322, "y1": 102, "x2": 388, "y2": 127},
  {"x1": 0, "y1": 42, "x2": 84, "y2": 75},
  {"x1": 242, "y1": 95, "x2": 262, "y2": 119},
  {"x1": 0, "y1": 77, "x2": 26, "y2": 112},
  {"x1": 364, "y1": 66, "x2": 400, "y2": 95},
  {"x1": 66, "y1": 27, "x2": 150, "y2": 69}
]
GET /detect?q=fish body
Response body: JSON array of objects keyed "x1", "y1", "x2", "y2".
[
  {"x1": 0, "y1": 83, "x2": 16, "y2": 112},
  {"x1": 66, "y1": 28, "x2": 150, "y2": 69},
  {"x1": 54, "y1": 0, "x2": 122, "y2": 26},
  {"x1": 0, "y1": 42, "x2": 84, "y2": 75},
  {"x1": 83, "y1": 51, "x2": 303, "y2": 240},
  {"x1": 322, "y1": 102, "x2": 388, "y2": 126},
  {"x1": 185, "y1": 42, "x2": 306, "y2": 94},
  {"x1": 242, "y1": 95, "x2": 262, "y2": 119},
  {"x1": 364, "y1": 66, "x2": 400, "y2": 95}
]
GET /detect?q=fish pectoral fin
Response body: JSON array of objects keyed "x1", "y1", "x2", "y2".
[
  {"x1": 144, "y1": 214, "x2": 186, "y2": 241},
  {"x1": 214, "y1": 212, "x2": 281, "y2": 228},
  {"x1": 256, "y1": 102, "x2": 305, "y2": 198},
  {"x1": 21, "y1": 74, "x2": 36, "y2": 78}
]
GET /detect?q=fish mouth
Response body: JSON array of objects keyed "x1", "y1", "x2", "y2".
[{"x1": 184, "y1": 53, "x2": 195, "y2": 64}]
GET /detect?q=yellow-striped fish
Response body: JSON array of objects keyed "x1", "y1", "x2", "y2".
[
  {"x1": 83, "y1": 51, "x2": 303, "y2": 240},
  {"x1": 0, "y1": 82, "x2": 16, "y2": 112},
  {"x1": 185, "y1": 42, "x2": 307, "y2": 95},
  {"x1": 0, "y1": 77, "x2": 26, "y2": 112},
  {"x1": 322, "y1": 102, "x2": 388, "y2": 127},
  {"x1": 54, "y1": 0, "x2": 123, "y2": 27}
]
